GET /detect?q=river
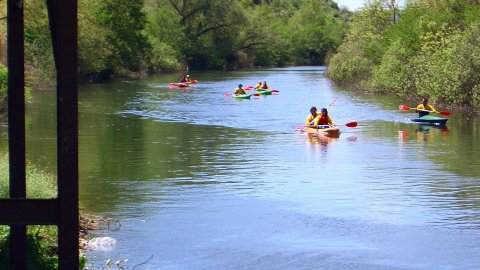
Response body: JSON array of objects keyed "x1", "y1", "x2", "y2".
[{"x1": 4, "y1": 67, "x2": 480, "y2": 269}]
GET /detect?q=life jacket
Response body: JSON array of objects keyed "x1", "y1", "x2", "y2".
[
  {"x1": 317, "y1": 115, "x2": 330, "y2": 125},
  {"x1": 235, "y1": 87, "x2": 245, "y2": 94}
]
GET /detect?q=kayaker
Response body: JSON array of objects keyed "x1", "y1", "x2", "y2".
[
  {"x1": 179, "y1": 75, "x2": 187, "y2": 83},
  {"x1": 260, "y1": 81, "x2": 269, "y2": 90},
  {"x1": 234, "y1": 84, "x2": 246, "y2": 95},
  {"x1": 313, "y1": 108, "x2": 335, "y2": 128},
  {"x1": 186, "y1": 74, "x2": 192, "y2": 82},
  {"x1": 306, "y1": 106, "x2": 319, "y2": 126},
  {"x1": 255, "y1": 81, "x2": 262, "y2": 90},
  {"x1": 416, "y1": 97, "x2": 438, "y2": 117}
]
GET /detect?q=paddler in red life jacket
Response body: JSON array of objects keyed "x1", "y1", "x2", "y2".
[
  {"x1": 313, "y1": 108, "x2": 335, "y2": 128},
  {"x1": 306, "y1": 106, "x2": 319, "y2": 126},
  {"x1": 260, "y1": 81, "x2": 269, "y2": 90},
  {"x1": 179, "y1": 75, "x2": 187, "y2": 83}
]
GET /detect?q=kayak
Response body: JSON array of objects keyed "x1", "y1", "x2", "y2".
[
  {"x1": 303, "y1": 126, "x2": 340, "y2": 137},
  {"x1": 256, "y1": 89, "x2": 272, "y2": 95},
  {"x1": 410, "y1": 115, "x2": 448, "y2": 126},
  {"x1": 169, "y1": 82, "x2": 188, "y2": 87},
  {"x1": 232, "y1": 94, "x2": 252, "y2": 99}
]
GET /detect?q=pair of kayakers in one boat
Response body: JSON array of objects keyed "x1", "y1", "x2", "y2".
[
  {"x1": 306, "y1": 106, "x2": 335, "y2": 128},
  {"x1": 415, "y1": 97, "x2": 438, "y2": 117},
  {"x1": 234, "y1": 84, "x2": 246, "y2": 95},
  {"x1": 255, "y1": 81, "x2": 269, "y2": 90}
]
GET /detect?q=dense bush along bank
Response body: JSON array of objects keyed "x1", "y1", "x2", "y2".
[{"x1": 327, "y1": 0, "x2": 480, "y2": 110}]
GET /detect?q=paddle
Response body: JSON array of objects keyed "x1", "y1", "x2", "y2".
[
  {"x1": 224, "y1": 93, "x2": 232, "y2": 96},
  {"x1": 398, "y1": 105, "x2": 451, "y2": 116},
  {"x1": 309, "y1": 122, "x2": 357, "y2": 129},
  {"x1": 326, "y1": 97, "x2": 339, "y2": 109},
  {"x1": 318, "y1": 121, "x2": 357, "y2": 128}
]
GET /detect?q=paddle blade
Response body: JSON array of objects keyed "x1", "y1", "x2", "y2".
[
  {"x1": 398, "y1": 105, "x2": 410, "y2": 110},
  {"x1": 253, "y1": 93, "x2": 260, "y2": 96},
  {"x1": 439, "y1": 111, "x2": 451, "y2": 116},
  {"x1": 345, "y1": 122, "x2": 358, "y2": 128},
  {"x1": 224, "y1": 93, "x2": 232, "y2": 96},
  {"x1": 271, "y1": 90, "x2": 280, "y2": 92}
]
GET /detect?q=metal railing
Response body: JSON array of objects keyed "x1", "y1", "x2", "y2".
[{"x1": 0, "y1": 0, "x2": 79, "y2": 269}]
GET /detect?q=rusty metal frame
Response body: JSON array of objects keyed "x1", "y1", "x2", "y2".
[{"x1": 0, "y1": 0, "x2": 78, "y2": 269}]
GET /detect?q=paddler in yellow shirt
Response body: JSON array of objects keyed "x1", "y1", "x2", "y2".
[
  {"x1": 306, "y1": 106, "x2": 319, "y2": 126},
  {"x1": 254, "y1": 81, "x2": 262, "y2": 90},
  {"x1": 416, "y1": 97, "x2": 438, "y2": 117},
  {"x1": 234, "y1": 84, "x2": 246, "y2": 95}
]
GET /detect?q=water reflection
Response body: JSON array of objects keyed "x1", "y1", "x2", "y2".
[
  {"x1": 305, "y1": 133, "x2": 338, "y2": 147},
  {"x1": 3, "y1": 67, "x2": 480, "y2": 269},
  {"x1": 398, "y1": 125, "x2": 450, "y2": 144}
]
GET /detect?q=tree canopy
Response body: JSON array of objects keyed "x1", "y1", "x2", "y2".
[
  {"x1": 1, "y1": 0, "x2": 350, "y2": 84},
  {"x1": 327, "y1": 0, "x2": 480, "y2": 106}
]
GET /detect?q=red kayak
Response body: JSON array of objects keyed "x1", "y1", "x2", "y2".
[{"x1": 169, "y1": 82, "x2": 189, "y2": 88}]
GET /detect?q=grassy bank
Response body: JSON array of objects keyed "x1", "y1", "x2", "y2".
[{"x1": 0, "y1": 154, "x2": 59, "y2": 269}]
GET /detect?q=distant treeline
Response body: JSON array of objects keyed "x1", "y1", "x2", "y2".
[
  {"x1": 0, "y1": 0, "x2": 350, "y2": 90},
  {"x1": 327, "y1": 0, "x2": 480, "y2": 107}
]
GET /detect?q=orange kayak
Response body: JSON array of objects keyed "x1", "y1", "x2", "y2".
[{"x1": 303, "y1": 126, "x2": 340, "y2": 137}]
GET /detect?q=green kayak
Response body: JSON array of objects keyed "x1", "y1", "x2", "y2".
[
  {"x1": 232, "y1": 94, "x2": 252, "y2": 99},
  {"x1": 410, "y1": 115, "x2": 448, "y2": 126},
  {"x1": 256, "y1": 89, "x2": 272, "y2": 95}
]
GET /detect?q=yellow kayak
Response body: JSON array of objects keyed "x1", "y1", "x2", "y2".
[{"x1": 303, "y1": 126, "x2": 340, "y2": 137}]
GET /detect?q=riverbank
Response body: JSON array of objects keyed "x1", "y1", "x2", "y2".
[{"x1": 0, "y1": 155, "x2": 109, "y2": 268}]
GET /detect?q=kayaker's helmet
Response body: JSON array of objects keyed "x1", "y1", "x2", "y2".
[
  {"x1": 186, "y1": 75, "x2": 190, "y2": 77},
  {"x1": 238, "y1": 84, "x2": 243, "y2": 87}
]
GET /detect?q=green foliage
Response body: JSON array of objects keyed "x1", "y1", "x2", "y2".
[
  {"x1": 286, "y1": 0, "x2": 347, "y2": 65},
  {"x1": 16, "y1": 0, "x2": 349, "y2": 85},
  {"x1": 0, "y1": 156, "x2": 59, "y2": 269},
  {"x1": 144, "y1": 0, "x2": 348, "y2": 69},
  {"x1": 0, "y1": 154, "x2": 57, "y2": 199},
  {"x1": 0, "y1": 64, "x2": 7, "y2": 102},
  {"x1": 78, "y1": 1, "x2": 115, "y2": 76},
  {"x1": 0, "y1": 226, "x2": 58, "y2": 270},
  {"x1": 326, "y1": 45, "x2": 374, "y2": 84},
  {"x1": 24, "y1": 0, "x2": 56, "y2": 89},
  {"x1": 326, "y1": 0, "x2": 395, "y2": 83},
  {"x1": 97, "y1": 0, "x2": 150, "y2": 72},
  {"x1": 370, "y1": 39, "x2": 413, "y2": 95},
  {"x1": 327, "y1": 0, "x2": 480, "y2": 107}
]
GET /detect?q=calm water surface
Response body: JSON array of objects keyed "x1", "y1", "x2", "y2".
[{"x1": 5, "y1": 67, "x2": 480, "y2": 269}]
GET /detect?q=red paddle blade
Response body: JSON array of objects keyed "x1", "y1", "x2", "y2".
[
  {"x1": 224, "y1": 93, "x2": 232, "y2": 96},
  {"x1": 253, "y1": 93, "x2": 260, "y2": 96},
  {"x1": 345, "y1": 122, "x2": 358, "y2": 127},
  {"x1": 399, "y1": 105, "x2": 410, "y2": 110},
  {"x1": 271, "y1": 90, "x2": 280, "y2": 92},
  {"x1": 440, "y1": 111, "x2": 451, "y2": 116}
]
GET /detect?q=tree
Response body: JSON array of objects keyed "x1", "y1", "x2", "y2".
[{"x1": 97, "y1": 0, "x2": 150, "y2": 72}]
